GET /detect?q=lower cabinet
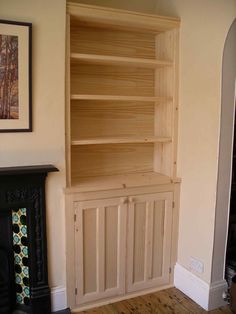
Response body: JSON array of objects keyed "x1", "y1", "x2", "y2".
[
  {"x1": 127, "y1": 192, "x2": 173, "y2": 293},
  {"x1": 74, "y1": 197, "x2": 127, "y2": 305},
  {"x1": 73, "y1": 191, "x2": 174, "y2": 306}
]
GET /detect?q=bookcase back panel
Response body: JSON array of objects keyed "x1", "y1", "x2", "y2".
[
  {"x1": 71, "y1": 24, "x2": 156, "y2": 59},
  {"x1": 71, "y1": 100, "x2": 154, "y2": 139},
  {"x1": 71, "y1": 64, "x2": 155, "y2": 97},
  {"x1": 71, "y1": 143, "x2": 154, "y2": 179}
]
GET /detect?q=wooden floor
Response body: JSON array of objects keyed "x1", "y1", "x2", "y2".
[{"x1": 75, "y1": 288, "x2": 231, "y2": 314}]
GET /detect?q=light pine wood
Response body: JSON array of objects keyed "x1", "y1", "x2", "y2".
[
  {"x1": 154, "y1": 30, "x2": 179, "y2": 177},
  {"x1": 71, "y1": 94, "x2": 172, "y2": 102},
  {"x1": 70, "y1": 64, "x2": 155, "y2": 97},
  {"x1": 70, "y1": 24, "x2": 156, "y2": 59},
  {"x1": 71, "y1": 136, "x2": 172, "y2": 145},
  {"x1": 68, "y1": 172, "x2": 178, "y2": 193},
  {"x1": 66, "y1": 14, "x2": 72, "y2": 186},
  {"x1": 71, "y1": 143, "x2": 153, "y2": 179},
  {"x1": 65, "y1": 4, "x2": 181, "y2": 311},
  {"x1": 67, "y1": 3, "x2": 180, "y2": 33},
  {"x1": 127, "y1": 192, "x2": 173, "y2": 293},
  {"x1": 71, "y1": 100, "x2": 154, "y2": 139},
  {"x1": 72, "y1": 287, "x2": 230, "y2": 314},
  {"x1": 75, "y1": 198, "x2": 127, "y2": 305},
  {"x1": 65, "y1": 182, "x2": 180, "y2": 310},
  {"x1": 65, "y1": 193, "x2": 77, "y2": 309},
  {"x1": 71, "y1": 53, "x2": 173, "y2": 68},
  {"x1": 67, "y1": 0, "x2": 179, "y2": 186}
]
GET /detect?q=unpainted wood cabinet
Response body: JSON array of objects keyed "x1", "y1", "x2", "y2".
[
  {"x1": 127, "y1": 192, "x2": 173, "y2": 293},
  {"x1": 65, "y1": 2, "x2": 180, "y2": 311},
  {"x1": 74, "y1": 197, "x2": 127, "y2": 305},
  {"x1": 74, "y1": 192, "x2": 173, "y2": 305}
]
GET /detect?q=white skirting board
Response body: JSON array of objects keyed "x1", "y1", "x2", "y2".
[
  {"x1": 51, "y1": 286, "x2": 67, "y2": 312},
  {"x1": 174, "y1": 263, "x2": 228, "y2": 311}
]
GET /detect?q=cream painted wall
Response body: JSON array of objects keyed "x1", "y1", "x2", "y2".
[
  {"x1": 70, "y1": 0, "x2": 156, "y2": 13},
  {"x1": 0, "y1": 0, "x2": 66, "y2": 289},
  {"x1": 155, "y1": 0, "x2": 236, "y2": 283},
  {"x1": 2, "y1": 0, "x2": 235, "y2": 307}
]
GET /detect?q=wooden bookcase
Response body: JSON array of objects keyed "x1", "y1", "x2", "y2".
[
  {"x1": 65, "y1": 3, "x2": 180, "y2": 311},
  {"x1": 66, "y1": 3, "x2": 180, "y2": 191}
]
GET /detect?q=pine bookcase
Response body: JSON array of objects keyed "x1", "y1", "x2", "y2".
[{"x1": 65, "y1": 3, "x2": 181, "y2": 311}]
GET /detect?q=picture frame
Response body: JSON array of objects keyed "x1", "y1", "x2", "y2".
[{"x1": 0, "y1": 20, "x2": 32, "y2": 132}]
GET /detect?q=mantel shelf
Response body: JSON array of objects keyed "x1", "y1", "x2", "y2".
[
  {"x1": 71, "y1": 94, "x2": 172, "y2": 102},
  {"x1": 0, "y1": 165, "x2": 59, "y2": 176},
  {"x1": 71, "y1": 136, "x2": 172, "y2": 145},
  {"x1": 71, "y1": 53, "x2": 173, "y2": 68}
]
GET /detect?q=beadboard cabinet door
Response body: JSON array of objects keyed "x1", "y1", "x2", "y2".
[
  {"x1": 126, "y1": 192, "x2": 173, "y2": 293},
  {"x1": 74, "y1": 197, "x2": 127, "y2": 305}
]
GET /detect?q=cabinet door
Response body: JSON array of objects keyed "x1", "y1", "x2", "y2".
[
  {"x1": 74, "y1": 197, "x2": 127, "y2": 305},
  {"x1": 127, "y1": 192, "x2": 173, "y2": 292}
]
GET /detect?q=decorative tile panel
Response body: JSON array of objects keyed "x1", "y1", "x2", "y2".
[{"x1": 12, "y1": 208, "x2": 30, "y2": 305}]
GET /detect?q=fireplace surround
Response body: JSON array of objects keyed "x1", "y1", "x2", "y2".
[{"x1": 0, "y1": 165, "x2": 58, "y2": 314}]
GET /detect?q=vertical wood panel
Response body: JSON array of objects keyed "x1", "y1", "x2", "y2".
[
  {"x1": 144, "y1": 201, "x2": 154, "y2": 281},
  {"x1": 97, "y1": 207, "x2": 105, "y2": 293},
  {"x1": 83, "y1": 208, "x2": 97, "y2": 294},
  {"x1": 152, "y1": 200, "x2": 165, "y2": 278},
  {"x1": 66, "y1": 14, "x2": 71, "y2": 187},
  {"x1": 154, "y1": 30, "x2": 175, "y2": 178},
  {"x1": 75, "y1": 198, "x2": 127, "y2": 305},
  {"x1": 127, "y1": 192, "x2": 173, "y2": 293},
  {"x1": 105, "y1": 205, "x2": 118, "y2": 290},
  {"x1": 133, "y1": 202, "x2": 146, "y2": 283},
  {"x1": 76, "y1": 203, "x2": 84, "y2": 299}
]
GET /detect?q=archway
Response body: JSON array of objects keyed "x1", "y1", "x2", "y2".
[{"x1": 212, "y1": 19, "x2": 236, "y2": 287}]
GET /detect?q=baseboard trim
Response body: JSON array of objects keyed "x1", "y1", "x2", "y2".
[
  {"x1": 174, "y1": 263, "x2": 228, "y2": 311},
  {"x1": 51, "y1": 286, "x2": 67, "y2": 312}
]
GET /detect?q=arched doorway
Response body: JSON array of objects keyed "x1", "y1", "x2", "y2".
[{"x1": 212, "y1": 19, "x2": 236, "y2": 287}]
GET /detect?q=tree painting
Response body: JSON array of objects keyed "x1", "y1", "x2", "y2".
[{"x1": 0, "y1": 34, "x2": 18, "y2": 119}]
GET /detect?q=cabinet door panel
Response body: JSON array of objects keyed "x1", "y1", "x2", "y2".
[
  {"x1": 127, "y1": 192, "x2": 172, "y2": 292},
  {"x1": 75, "y1": 198, "x2": 127, "y2": 305}
]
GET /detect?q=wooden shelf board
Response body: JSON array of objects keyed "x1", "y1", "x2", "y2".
[
  {"x1": 71, "y1": 53, "x2": 173, "y2": 68},
  {"x1": 71, "y1": 94, "x2": 172, "y2": 102},
  {"x1": 71, "y1": 136, "x2": 172, "y2": 145},
  {"x1": 68, "y1": 3, "x2": 180, "y2": 33},
  {"x1": 65, "y1": 172, "x2": 180, "y2": 193}
]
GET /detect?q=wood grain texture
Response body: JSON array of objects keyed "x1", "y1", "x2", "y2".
[
  {"x1": 75, "y1": 198, "x2": 127, "y2": 305},
  {"x1": 71, "y1": 53, "x2": 173, "y2": 68},
  {"x1": 71, "y1": 137, "x2": 171, "y2": 145},
  {"x1": 69, "y1": 172, "x2": 175, "y2": 193},
  {"x1": 71, "y1": 100, "x2": 154, "y2": 139},
  {"x1": 70, "y1": 25, "x2": 156, "y2": 59},
  {"x1": 127, "y1": 193, "x2": 172, "y2": 293},
  {"x1": 71, "y1": 95, "x2": 171, "y2": 102},
  {"x1": 68, "y1": 3, "x2": 180, "y2": 33},
  {"x1": 71, "y1": 64, "x2": 155, "y2": 97},
  {"x1": 74, "y1": 287, "x2": 230, "y2": 314},
  {"x1": 71, "y1": 143, "x2": 154, "y2": 179}
]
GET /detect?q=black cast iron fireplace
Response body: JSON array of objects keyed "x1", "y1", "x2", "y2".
[{"x1": 0, "y1": 165, "x2": 58, "y2": 314}]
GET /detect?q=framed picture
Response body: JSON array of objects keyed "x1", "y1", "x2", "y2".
[{"x1": 0, "y1": 20, "x2": 32, "y2": 132}]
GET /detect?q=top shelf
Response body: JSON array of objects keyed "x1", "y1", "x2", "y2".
[
  {"x1": 71, "y1": 53, "x2": 173, "y2": 69},
  {"x1": 68, "y1": 3, "x2": 180, "y2": 33}
]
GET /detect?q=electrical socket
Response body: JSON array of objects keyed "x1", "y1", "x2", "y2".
[{"x1": 190, "y1": 257, "x2": 204, "y2": 273}]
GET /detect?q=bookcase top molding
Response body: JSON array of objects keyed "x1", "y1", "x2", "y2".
[{"x1": 67, "y1": 2, "x2": 180, "y2": 33}]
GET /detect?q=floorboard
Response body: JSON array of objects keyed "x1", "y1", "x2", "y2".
[{"x1": 74, "y1": 288, "x2": 231, "y2": 314}]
